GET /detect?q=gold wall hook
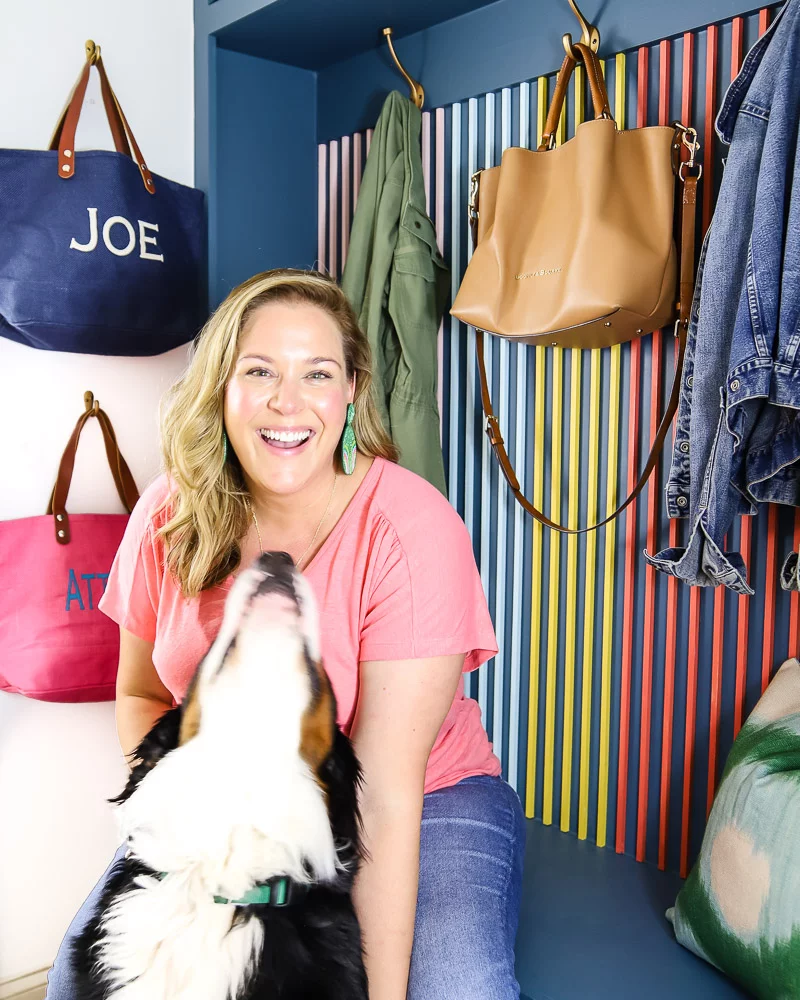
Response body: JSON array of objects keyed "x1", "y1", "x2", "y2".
[
  {"x1": 562, "y1": 0, "x2": 600, "y2": 59},
  {"x1": 85, "y1": 39, "x2": 101, "y2": 65},
  {"x1": 382, "y1": 27, "x2": 424, "y2": 109}
]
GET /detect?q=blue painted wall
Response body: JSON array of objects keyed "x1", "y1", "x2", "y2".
[
  {"x1": 194, "y1": 0, "x2": 790, "y2": 877},
  {"x1": 212, "y1": 48, "x2": 317, "y2": 306}
]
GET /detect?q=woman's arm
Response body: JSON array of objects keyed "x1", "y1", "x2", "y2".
[
  {"x1": 115, "y1": 626, "x2": 175, "y2": 766},
  {"x1": 350, "y1": 652, "x2": 465, "y2": 1000}
]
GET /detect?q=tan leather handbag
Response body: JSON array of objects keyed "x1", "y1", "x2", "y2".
[{"x1": 450, "y1": 43, "x2": 700, "y2": 532}]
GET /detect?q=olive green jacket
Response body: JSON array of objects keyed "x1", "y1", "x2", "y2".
[{"x1": 341, "y1": 91, "x2": 449, "y2": 496}]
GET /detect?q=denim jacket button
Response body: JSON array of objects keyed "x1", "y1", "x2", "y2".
[
  {"x1": 730, "y1": 378, "x2": 740, "y2": 391},
  {"x1": 677, "y1": 495, "x2": 688, "y2": 507},
  {"x1": 687, "y1": 376, "x2": 693, "y2": 388},
  {"x1": 680, "y1": 442, "x2": 689, "y2": 454}
]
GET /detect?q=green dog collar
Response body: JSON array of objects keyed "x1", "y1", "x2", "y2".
[
  {"x1": 157, "y1": 872, "x2": 305, "y2": 907},
  {"x1": 213, "y1": 876, "x2": 290, "y2": 906}
]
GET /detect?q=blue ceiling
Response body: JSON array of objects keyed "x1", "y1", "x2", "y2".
[{"x1": 213, "y1": 0, "x2": 504, "y2": 69}]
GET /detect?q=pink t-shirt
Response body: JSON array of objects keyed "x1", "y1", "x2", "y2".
[{"x1": 99, "y1": 457, "x2": 501, "y2": 794}]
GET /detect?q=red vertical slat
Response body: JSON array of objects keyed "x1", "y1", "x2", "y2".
[
  {"x1": 702, "y1": 25, "x2": 718, "y2": 236},
  {"x1": 708, "y1": 0, "x2": 735, "y2": 779},
  {"x1": 707, "y1": 580, "x2": 726, "y2": 814},
  {"x1": 636, "y1": 40, "x2": 670, "y2": 863},
  {"x1": 658, "y1": 29, "x2": 696, "y2": 871},
  {"x1": 731, "y1": 17, "x2": 744, "y2": 79},
  {"x1": 733, "y1": 14, "x2": 770, "y2": 738},
  {"x1": 791, "y1": 510, "x2": 800, "y2": 659},
  {"x1": 756, "y1": 10, "x2": 778, "y2": 698},
  {"x1": 762, "y1": 505, "x2": 779, "y2": 692},
  {"x1": 681, "y1": 587, "x2": 701, "y2": 877},
  {"x1": 734, "y1": 516, "x2": 753, "y2": 737},
  {"x1": 616, "y1": 45, "x2": 649, "y2": 856}
]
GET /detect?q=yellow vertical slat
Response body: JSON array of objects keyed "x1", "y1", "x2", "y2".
[
  {"x1": 543, "y1": 345, "x2": 563, "y2": 826},
  {"x1": 556, "y1": 65, "x2": 567, "y2": 146},
  {"x1": 578, "y1": 350, "x2": 601, "y2": 837},
  {"x1": 525, "y1": 75, "x2": 549, "y2": 818},
  {"x1": 597, "y1": 52, "x2": 625, "y2": 847},
  {"x1": 559, "y1": 63, "x2": 584, "y2": 834},
  {"x1": 560, "y1": 347, "x2": 581, "y2": 831}
]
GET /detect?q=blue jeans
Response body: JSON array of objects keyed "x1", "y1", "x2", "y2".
[{"x1": 47, "y1": 774, "x2": 525, "y2": 999}]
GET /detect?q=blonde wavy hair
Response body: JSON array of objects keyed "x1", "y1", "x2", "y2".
[{"x1": 159, "y1": 269, "x2": 398, "y2": 597}]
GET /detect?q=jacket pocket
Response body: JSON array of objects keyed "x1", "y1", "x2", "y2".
[{"x1": 393, "y1": 247, "x2": 440, "y2": 281}]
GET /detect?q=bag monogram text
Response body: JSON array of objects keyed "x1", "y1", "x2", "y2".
[
  {"x1": 69, "y1": 207, "x2": 164, "y2": 261},
  {"x1": 65, "y1": 568, "x2": 110, "y2": 611}
]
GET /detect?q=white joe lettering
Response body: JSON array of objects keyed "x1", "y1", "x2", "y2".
[{"x1": 69, "y1": 208, "x2": 164, "y2": 262}]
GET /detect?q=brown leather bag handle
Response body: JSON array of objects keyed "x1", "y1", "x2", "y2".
[
  {"x1": 50, "y1": 51, "x2": 130, "y2": 158},
  {"x1": 47, "y1": 391, "x2": 140, "y2": 545},
  {"x1": 539, "y1": 43, "x2": 611, "y2": 150},
  {"x1": 475, "y1": 174, "x2": 698, "y2": 534},
  {"x1": 49, "y1": 46, "x2": 155, "y2": 194}
]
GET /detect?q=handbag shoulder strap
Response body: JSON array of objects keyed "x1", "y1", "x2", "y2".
[
  {"x1": 48, "y1": 43, "x2": 155, "y2": 195},
  {"x1": 47, "y1": 392, "x2": 140, "y2": 546},
  {"x1": 476, "y1": 172, "x2": 698, "y2": 534}
]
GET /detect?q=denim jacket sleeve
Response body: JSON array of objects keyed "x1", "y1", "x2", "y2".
[{"x1": 645, "y1": 0, "x2": 800, "y2": 594}]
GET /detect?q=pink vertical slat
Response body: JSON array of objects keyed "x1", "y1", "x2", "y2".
[
  {"x1": 616, "y1": 44, "x2": 649, "y2": 857},
  {"x1": 353, "y1": 132, "x2": 363, "y2": 211},
  {"x1": 436, "y1": 108, "x2": 446, "y2": 426},
  {"x1": 422, "y1": 111, "x2": 431, "y2": 216},
  {"x1": 636, "y1": 40, "x2": 671, "y2": 863},
  {"x1": 340, "y1": 136, "x2": 350, "y2": 270},
  {"x1": 317, "y1": 144, "x2": 327, "y2": 272},
  {"x1": 659, "y1": 28, "x2": 695, "y2": 872},
  {"x1": 731, "y1": 17, "x2": 744, "y2": 78},
  {"x1": 435, "y1": 108, "x2": 446, "y2": 256},
  {"x1": 703, "y1": 25, "x2": 718, "y2": 235},
  {"x1": 328, "y1": 140, "x2": 338, "y2": 279}
]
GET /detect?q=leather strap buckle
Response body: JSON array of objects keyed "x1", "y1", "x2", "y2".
[{"x1": 485, "y1": 414, "x2": 502, "y2": 446}]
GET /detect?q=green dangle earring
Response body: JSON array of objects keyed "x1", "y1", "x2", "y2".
[
  {"x1": 341, "y1": 403, "x2": 357, "y2": 475},
  {"x1": 222, "y1": 430, "x2": 229, "y2": 463}
]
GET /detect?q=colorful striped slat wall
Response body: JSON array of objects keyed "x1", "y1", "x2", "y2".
[{"x1": 318, "y1": 6, "x2": 799, "y2": 874}]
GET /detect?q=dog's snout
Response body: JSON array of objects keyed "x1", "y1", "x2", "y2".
[
  {"x1": 250, "y1": 551, "x2": 300, "y2": 607},
  {"x1": 255, "y1": 551, "x2": 295, "y2": 575}
]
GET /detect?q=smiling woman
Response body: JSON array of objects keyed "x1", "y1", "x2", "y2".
[
  {"x1": 158, "y1": 269, "x2": 398, "y2": 597},
  {"x1": 46, "y1": 269, "x2": 525, "y2": 1000}
]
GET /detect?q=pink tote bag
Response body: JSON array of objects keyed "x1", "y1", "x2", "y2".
[{"x1": 0, "y1": 392, "x2": 139, "y2": 702}]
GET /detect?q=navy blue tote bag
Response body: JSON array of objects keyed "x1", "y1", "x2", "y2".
[{"x1": 0, "y1": 42, "x2": 206, "y2": 356}]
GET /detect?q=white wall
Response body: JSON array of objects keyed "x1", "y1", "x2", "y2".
[{"x1": 0, "y1": 0, "x2": 195, "y2": 987}]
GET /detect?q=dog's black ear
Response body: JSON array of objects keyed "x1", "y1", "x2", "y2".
[{"x1": 109, "y1": 706, "x2": 182, "y2": 805}]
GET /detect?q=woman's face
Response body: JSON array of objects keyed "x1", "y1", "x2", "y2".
[{"x1": 224, "y1": 301, "x2": 354, "y2": 497}]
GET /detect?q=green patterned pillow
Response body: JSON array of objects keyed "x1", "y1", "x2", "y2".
[{"x1": 668, "y1": 658, "x2": 800, "y2": 999}]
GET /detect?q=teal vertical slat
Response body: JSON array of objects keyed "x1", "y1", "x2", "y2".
[
  {"x1": 508, "y1": 80, "x2": 531, "y2": 790},
  {"x1": 477, "y1": 92, "x2": 496, "y2": 732},
  {"x1": 464, "y1": 97, "x2": 480, "y2": 702}
]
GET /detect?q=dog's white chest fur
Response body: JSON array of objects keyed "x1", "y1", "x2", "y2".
[
  {"x1": 96, "y1": 871, "x2": 264, "y2": 1000},
  {"x1": 96, "y1": 624, "x2": 340, "y2": 999}
]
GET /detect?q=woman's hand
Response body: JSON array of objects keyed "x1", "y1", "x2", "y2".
[
  {"x1": 350, "y1": 652, "x2": 465, "y2": 1000},
  {"x1": 115, "y1": 627, "x2": 175, "y2": 767}
]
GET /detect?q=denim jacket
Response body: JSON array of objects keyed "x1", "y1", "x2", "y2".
[{"x1": 646, "y1": 0, "x2": 800, "y2": 594}]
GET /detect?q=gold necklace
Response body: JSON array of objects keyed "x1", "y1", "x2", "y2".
[{"x1": 248, "y1": 473, "x2": 339, "y2": 570}]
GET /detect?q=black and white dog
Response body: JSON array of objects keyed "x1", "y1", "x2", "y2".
[{"x1": 71, "y1": 552, "x2": 368, "y2": 1000}]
